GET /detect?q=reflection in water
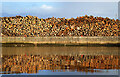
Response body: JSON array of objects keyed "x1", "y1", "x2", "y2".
[
  {"x1": 1, "y1": 47, "x2": 120, "y2": 75},
  {"x1": 2, "y1": 47, "x2": 119, "y2": 55},
  {"x1": 2, "y1": 55, "x2": 120, "y2": 74}
]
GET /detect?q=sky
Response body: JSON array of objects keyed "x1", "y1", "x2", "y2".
[{"x1": 1, "y1": 2, "x2": 119, "y2": 19}]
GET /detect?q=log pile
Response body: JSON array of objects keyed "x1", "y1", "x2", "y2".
[{"x1": 1, "y1": 15, "x2": 120, "y2": 37}]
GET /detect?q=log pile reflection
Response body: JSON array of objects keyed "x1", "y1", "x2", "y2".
[{"x1": 2, "y1": 55, "x2": 120, "y2": 74}]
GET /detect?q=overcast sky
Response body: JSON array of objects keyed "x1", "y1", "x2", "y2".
[{"x1": 1, "y1": 2, "x2": 119, "y2": 19}]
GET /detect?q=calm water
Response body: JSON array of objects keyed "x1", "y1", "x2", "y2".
[{"x1": 1, "y1": 47, "x2": 120, "y2": 75}]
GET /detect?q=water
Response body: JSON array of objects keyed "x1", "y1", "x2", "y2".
[{"x1": 1, "y1": 47, "x2": 120, "y2": 75}]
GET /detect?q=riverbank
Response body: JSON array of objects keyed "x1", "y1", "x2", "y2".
[{"x1": 1, "y1": 36, "x2": 120, "y2": 47}]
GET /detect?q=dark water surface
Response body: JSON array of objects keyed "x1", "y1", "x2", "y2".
[{"x1": 1, "y1": 47, "x2": 120, "y2": 75}]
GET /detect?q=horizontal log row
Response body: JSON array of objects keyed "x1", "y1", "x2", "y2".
[{"x1": 1, "y1": 37, "x2": 119, "y2": 45}]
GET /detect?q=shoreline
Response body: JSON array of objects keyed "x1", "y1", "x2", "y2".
[
  {"x1": 1, "y1": 43, "x2": 120, "y2": 47},
  {"x1": 1, "y1": 36, "x2": 120, "y2": 47}
]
